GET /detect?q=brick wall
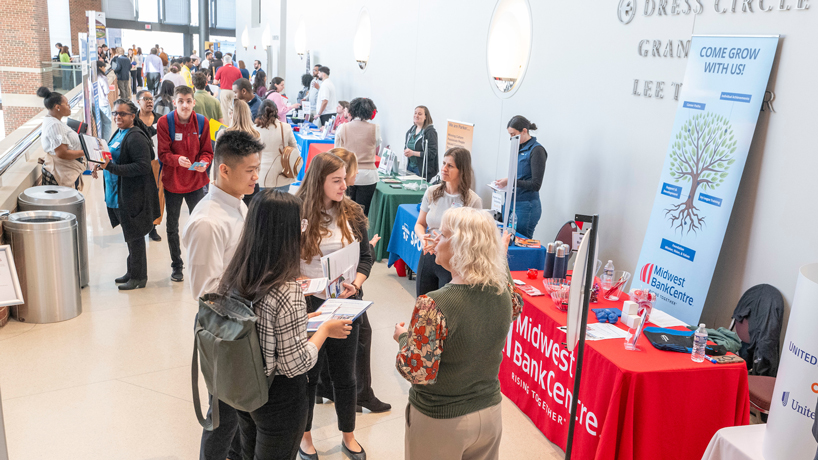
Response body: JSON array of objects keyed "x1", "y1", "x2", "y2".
[
  {"x1": 69, "y1": 0, "x2": 102, "y2": 57},
  {"x1": 0, "y1": 0, "x2": 54, "y2": 133}
]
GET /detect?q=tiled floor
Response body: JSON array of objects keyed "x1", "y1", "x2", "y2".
[{"x1": 0, "y1": 179, "x2": 564, "y2": 459}]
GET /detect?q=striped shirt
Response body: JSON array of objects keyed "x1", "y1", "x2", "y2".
[
  {"x1": 255, "y1": 282, "x2": 319, "y2": 377},
  {"x1": 40, "y1": 115, "x2": 86, "y2": 188}
]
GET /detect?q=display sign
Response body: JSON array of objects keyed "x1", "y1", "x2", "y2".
[
  {"x1": 632, "y1": 35, "x2": 779, "y2": 326},
  {"x1": 763, "y1": 264, "x2": 818, "y2": 460},
  {"x1": 445, "y1": 119, "x2": 474, "y2": 152},
  {"x1": 209, "y1": 118, "x2": 226, "y2": 142}
]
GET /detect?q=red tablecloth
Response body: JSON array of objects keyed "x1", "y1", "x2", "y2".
[{"x1": 500, "y1": 271, "x2": 749, "y2": 460}]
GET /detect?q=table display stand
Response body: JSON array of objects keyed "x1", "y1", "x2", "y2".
[
  {"x1": 419, "y1": 139, "x2": 430, "y2": 190},
  {"x1": 564, "y1": 213, "x2": 599, "y2": 460}
]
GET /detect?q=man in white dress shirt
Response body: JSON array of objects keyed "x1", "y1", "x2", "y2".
[
  {"x1": 181, "y1": 130, "x2": 262, "y2": 460},
  {"x1": 314, "y1": 66, "x2": 337, "y2": 127}
]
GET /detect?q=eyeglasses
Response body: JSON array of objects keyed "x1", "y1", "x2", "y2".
[
  {"x1": 139, "y1": 97, "x2": 154, "y2": 102},
  {"x1": 112, "y1": 111, "x2": 134, "y2": 117}
]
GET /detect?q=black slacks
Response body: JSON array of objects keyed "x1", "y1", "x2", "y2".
[
  {"x1": 199, "y1": 398, "x2": 243, "y2": 460},
  {"x1": 305, "y1": 296, "x2": 360, "y2": 433},
  {"x1": 236, "y1": 374, "x2": 308, "y2": 460},
  {"x1": 113, "y1": 209, "x2": 148, "y2": 280},
  {"x1": 347, "y1": 183, "x2": 377, "y2": 217},
  {"x1": 164, "y1": 188, "x2": 206, "y2": 269},
  {"x1": 317, "y1": 312, "x2": 376, "y2": 405},
  {"x1": 416, "y1": 251, "x2": 452, "y2": 297}
]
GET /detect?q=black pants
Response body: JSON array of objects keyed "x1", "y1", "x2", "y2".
[
  {"x1": 146, "y1": 72, "x2": 161, "y2": 95},
  {"x1": 237, "y1": 374, "x2": 308, "y2": 460},
  {"x1": 347, "y1": 183, "x2": 377, "y2": 217},
  {"x1": 317, "y1": 312, "x2": 376, "y2": 405},
  {"x1": 319, "y1": 113, "x2": 335, "y2": 126},
  {"x1": 416, "y1": 251, "x2": 452, "y2": 297},
  {"x1": 165, "y1": 188, "x2": 206, "y2": 269},
  {"x1": 114, "y1": 210, "x2": 148, "y2": 280},
  {"x1": 305, "y1": 296, "x2": 360, "y2": 433},
  {"x1": 130, "y1": 69, "x2": 139, "y2": 93},
  {"x1": 199, "y1": 398, "x2": 243, "y2": 460}
]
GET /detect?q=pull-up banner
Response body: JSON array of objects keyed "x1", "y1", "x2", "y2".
[{"x1": 633, "y1": 35, "x2": 779, "y2": 326}]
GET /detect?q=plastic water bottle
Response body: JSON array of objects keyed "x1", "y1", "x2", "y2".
[
  {"x1": 508, "y1": 212, "x2": 517, "y2": 245},
  {"x1": 691, "y1": 323, "x2": 708, "y2": 363},
  {"x1": 601, "y1": 260, "x2": 615, "y2": 291}
]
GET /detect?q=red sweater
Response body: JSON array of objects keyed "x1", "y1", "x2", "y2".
[
  {"x1": 215, "y1": 63, "x2": 243, "y2": 90},
  {"x1": 157, "y1": 111, "x2": 213, "y2": 194}
]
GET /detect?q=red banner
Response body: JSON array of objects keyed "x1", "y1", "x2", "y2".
[{"x1": 500, "y1": 273, "x2": 750, "y2": 460}]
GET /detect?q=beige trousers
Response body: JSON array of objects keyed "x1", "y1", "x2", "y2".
[
  {"x1": 219, "y1": 88, "x2": 235, "y2": 126},
  {"x1": 405, "y1": 403, "x2": 502, "y2": 460}
]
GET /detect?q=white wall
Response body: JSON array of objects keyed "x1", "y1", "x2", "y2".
[
  {"x1": 234, "y1": 0, "x2": 818, "y2": 334},
  {"x1": 47, "y1": 0, "x2": 73, "y2": 55},
  {"x1": 234, "y1": 0, "x2": 280, "y2": 78}
]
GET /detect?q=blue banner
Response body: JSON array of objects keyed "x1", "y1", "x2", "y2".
[{"x1": 633, "y1": 35, "x2": 779, "y2": 326}]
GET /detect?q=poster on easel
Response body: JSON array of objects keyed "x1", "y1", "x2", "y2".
[
  {"x1": 445, "y1": 120, "x2": 474, "y2": 152},
  {"x1": 632, "y1": 35, "x2": 779, "y2": 326}
]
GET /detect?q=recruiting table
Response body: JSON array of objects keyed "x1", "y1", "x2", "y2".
[
  {"x1": 386, "y1": 203, "x2": 547, "y2": 272},
  {"x1": 293, "y1": 131, "x2": 334, "y2": 181},
  {"x1": 501, "y1": 271, "x2": 750, "y2": 460},
  {"x1": 368, "y1": 180, "x2": 426, "y2": 262}
]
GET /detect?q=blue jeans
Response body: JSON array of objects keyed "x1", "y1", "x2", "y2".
[{"x1": 515, "y1": 198, "x2": 542, "y2": 239}]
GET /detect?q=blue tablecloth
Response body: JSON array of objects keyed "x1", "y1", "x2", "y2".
[
  {"x1": 387, "y1": 204, "x2": 547, "y2": 273},
  {"x1": 293, "y1": 131, "x2": 335, "y2": 180}
]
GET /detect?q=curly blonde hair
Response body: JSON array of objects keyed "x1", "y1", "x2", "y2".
[{"x1": 441, "y1": 207, "x2": 506, "y2": 294}]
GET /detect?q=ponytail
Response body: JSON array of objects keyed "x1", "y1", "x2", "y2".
[{"x1": 507, "y1": 115, "x2": 538, "y2": 133}]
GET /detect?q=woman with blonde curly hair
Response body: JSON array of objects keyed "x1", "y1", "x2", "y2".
[{"x1": 394, "y1": 206, "x2": 522, "y2": 460}]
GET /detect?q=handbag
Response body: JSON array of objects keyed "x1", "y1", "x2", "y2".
[{"x1": 278, "y1": 123, "x2": 301, "y2": 180}]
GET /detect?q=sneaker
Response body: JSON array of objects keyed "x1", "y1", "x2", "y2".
[
  {"x1": 171, "y1": 267, "x2": 184, "y2": 282},
  {"x1": 149, "y1": 228, "x2": 162, "y2": 241}
]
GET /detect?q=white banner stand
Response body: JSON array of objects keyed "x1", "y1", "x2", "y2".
[{"x1": 763, "y1": 263, "x2": 818, "y2": 460}]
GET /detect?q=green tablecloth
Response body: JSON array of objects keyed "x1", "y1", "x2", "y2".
[{"x1": 368, "y1": 180, "x2": 426, "y2": 261}]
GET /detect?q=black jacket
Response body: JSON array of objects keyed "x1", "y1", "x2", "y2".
[
  {"x1": 732, "y1": 284, "x2": 784, "y2": 377},
  {"x1": 105, "y1": 126, "x2": 161, "y2": 241},
  {"x1": 113, "y1": 55, "x2": 131, "y2": 81},
  {"x1": 404, "y1": 124, "x2": 439, "y2": 182}
]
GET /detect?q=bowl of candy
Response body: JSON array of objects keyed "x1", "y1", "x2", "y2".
[{"x1": 542, "y1": 278, "x2": 568, "y2": 295}]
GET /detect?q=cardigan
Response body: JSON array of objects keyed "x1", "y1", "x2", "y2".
[
  {"x1": 104, "y1": 126, "x2": 161, "y2": 241},
  {"x1": 404, "y1": 124, "x2": 439, "y2": 181}
]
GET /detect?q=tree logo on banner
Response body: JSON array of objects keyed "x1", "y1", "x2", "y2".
[{"x1": 666, "y1": 112, "x2": 736, "y2": 235}]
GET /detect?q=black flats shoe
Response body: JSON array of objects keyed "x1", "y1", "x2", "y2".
[
  {"x1": 118, "y1": 279, "x2": 147, "y2": 290},
  {"x1": 298, "y1": 447, "x2": 318, "y2": 460},
  {"x1": 342, "y1": 441, "x2": 366, "y2": 460}
]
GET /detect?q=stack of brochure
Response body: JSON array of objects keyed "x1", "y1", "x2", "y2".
[{"x1": 307, "y1": 298, "x2": 373, "y2": 332}]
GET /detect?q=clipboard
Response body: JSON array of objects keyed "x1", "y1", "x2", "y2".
[{"x1": 79, "y1": 134, "x2": 112, "y2": 164}]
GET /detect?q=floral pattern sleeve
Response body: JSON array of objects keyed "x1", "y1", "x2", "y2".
[
  {"x1": 396, "y1": 295, "x2": 448, "y2": 385},
  {"x1": 509, "y1": 281, "x2": 524, "y2": 321}
]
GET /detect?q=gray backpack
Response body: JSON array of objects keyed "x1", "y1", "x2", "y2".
[{"x1": 191, "y1": 293, "x2": 271, "y2": 430}]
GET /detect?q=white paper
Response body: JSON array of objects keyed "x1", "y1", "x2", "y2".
[
  {"x1": 320, "y1": 243, "x2": 360, "y2": 298},
  {"x1": 397, "y1": 174, "x2": 422, "y2": 181},
  {"x1": 306, "y1": 298, "x2": 373, "y2": 332},
  {"x1": 491, "y1": 191, "x2": 504, "y2": 213},
  {"x1": 646, "y1": 308, "x2": 689, "y2": 328},
  {"x1": 488, "y1": 182, "x2": 508, "y2": 193},
  {"x1": 81, "y1": 134, "x2": 110, "y2": 162},
  {"x1": 299, "y1": 278, "x2": 328, "y2": 296}
]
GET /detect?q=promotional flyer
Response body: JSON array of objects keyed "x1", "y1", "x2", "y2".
[{"x1": 633, "y1": 35, "x2": 779, "y2": 326}]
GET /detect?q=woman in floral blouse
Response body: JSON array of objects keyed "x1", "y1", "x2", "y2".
[{"x1": 394, "y1": 206, "x2": 522, "y2": 460}]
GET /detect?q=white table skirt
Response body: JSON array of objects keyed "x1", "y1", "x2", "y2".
[{"x1": 701, "y1": 425, "x2": 767, "y2": 460}]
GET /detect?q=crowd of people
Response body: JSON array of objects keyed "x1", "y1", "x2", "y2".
[{"x1": 37, "y1": 40, "x2": 547, "y2": 460}]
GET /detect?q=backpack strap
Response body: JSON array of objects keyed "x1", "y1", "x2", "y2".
[
  {"x1": 168, "y1": 111, "x2": 206, "y2": 142},
  {"x1": 192, "y1": 329, "x2": 221, "y2": 431}
]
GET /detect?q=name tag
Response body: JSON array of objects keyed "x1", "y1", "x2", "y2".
[
  {"x1": 174, "y1": 133, "x2": 183, "y2": 141},
  {"x1": 451, "y1": 201, "x2": 463, "y2": 208},
  {"x1": 109, "y1": 141, "x2": 120, "y2": 148}
]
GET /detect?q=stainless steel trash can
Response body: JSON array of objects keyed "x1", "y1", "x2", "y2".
[
  {"x1": 3, "y1": 211, "x2": 82, "y2": 323},
  {"x1": 18, "y1": 186, "x2": 88, "y2": 287}
]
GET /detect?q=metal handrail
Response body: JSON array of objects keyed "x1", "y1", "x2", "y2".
[{"x1": 0, "y1": 91, "x2": 83, "y2": 178}]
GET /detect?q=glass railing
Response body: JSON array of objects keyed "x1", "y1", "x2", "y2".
[{"x1": 44, "y1": 61, "x2": 86, "y2": 92}]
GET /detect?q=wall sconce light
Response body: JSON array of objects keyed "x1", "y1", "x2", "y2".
[
  {"x1": 241, "y1": 26, "x2": 250, "y2": 50},
  {"x1": 295, "y1": 20, "x2": 307, "y2": 59},
  {"x1": 353, "y1": 9, "x2": 371, "y2": 70},
  {"x1": 487, "y1": 0, "x2": 532, "y2": 96}
]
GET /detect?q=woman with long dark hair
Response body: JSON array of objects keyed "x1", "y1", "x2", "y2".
[
  {"x1": 255, "y1": 99, "x2": 298, "y2": 192},
  {"x1": 297, "y1": 153, "x2": 373, "y2": 460},
  {"x1": 219, "y1": 189, "x2": 352, "y2": 460},
  {"x1": 253, "y1": 70, "x2": 267, "y2": 98},
  {"x1": 265, "y1": 77, "x2": 300, "y2": 122},
  {"x1": 154, "y1": 80, "x2": 175, "y2": 115},
  {"x1": 414, "y1": 147, "x2": 482, "y2": 297},
  {"x1": 94, "y1": 99, "x2": 160, "y2": 290},
  {"x1": 494, "y1": 115, "x2": 547, "y2": 238}
]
